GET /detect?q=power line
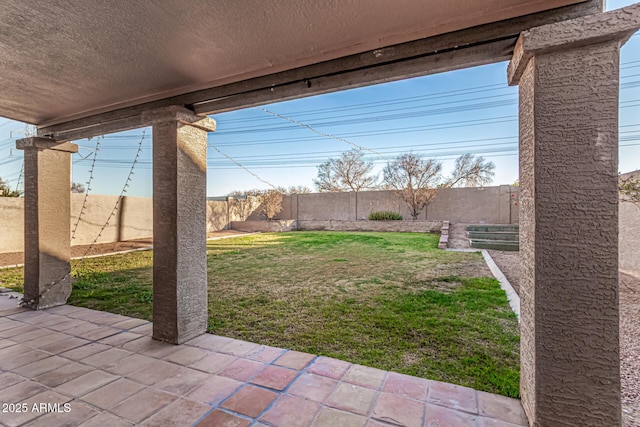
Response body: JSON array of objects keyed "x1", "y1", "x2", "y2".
[
  {"x1": 69, "y1": 127, "x2": 640, "y2": 167},
  {"x1": 212, "y1": 116, "x2": 519, "y2": 147},
  {"x1": 225, "y1": 99, "x2": 518, "y2": 134},
  {"x1": 212, "y1": 139, "x2": 520, "y2": 162},
  {"x1": 77, "y1": 139, "x2": 640, "y2": 170},
  {"x1": 222, "y1": 85, "x2": 513, "y2": 125},
  {"x1": 3, "y1": 72, "x2": 638, "y2": 186},
  {"x1": 256, "y1": 106, "x2": 385, "y2": 159},
  {"x1": 216, "y1": 90, "x2": 640, "y2": 135},
  {"x1": 0, "y1": 156, "x2": 21, "y2": 167},
  {"x1": 217, "y1": 65, "x2": 640, "y2": 126}
]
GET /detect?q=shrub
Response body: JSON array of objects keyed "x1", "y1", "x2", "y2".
[
  {"x1": 256, "y1": 190, "x2": 283, "y2": 220},
  {"x1": 369, "y1": 211, "x2": 403, "y2": 221}
]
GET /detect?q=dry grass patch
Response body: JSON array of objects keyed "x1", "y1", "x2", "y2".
[{"x1": 0, "y1": 231, "x2": 520, "y2": 397}]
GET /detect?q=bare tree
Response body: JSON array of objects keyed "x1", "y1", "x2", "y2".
[
  {"x1": 71, "y1": 182, "x2": 86, "y2": 193},
  {"x1": 443, "y1": 154, "x2": 495, "y2": 188},
  {"x1": 314, "y1": 149, "x2": 378, "y2": 192},
  {"x1": 0, "y1": 177, "x2": 20, "y2": 197},
  {"x1": 256, "y1": 190, "x2": 283, "y2": 220},
  {"x1": 620, "y1": 174, "x2": 640, "y2": 207},
  {"x1": 383, "y1": 153, "x2": 442, "y2": 220},
  {"x1": 276, "y1": 185, "x2": 312, "y2": 195},
  {"x1": 227, "y1": 190, "x2": 258, "y2": 221}
]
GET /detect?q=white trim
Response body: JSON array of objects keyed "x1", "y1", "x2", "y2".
[{"x1": 481, "y1": 249, "x2": 520, "y2": 322}]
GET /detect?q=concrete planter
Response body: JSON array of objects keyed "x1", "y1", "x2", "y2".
[
  {"x1": 298, "y1": 220, "x2": 442, "y2": 232},
  {"x1": 231, "y1": 219, "x2": 442, "y2": 233}
]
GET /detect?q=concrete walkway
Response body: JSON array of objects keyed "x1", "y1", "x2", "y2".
[{"x1": 0, "y1": 298, "x2": 528, "y2": 426}]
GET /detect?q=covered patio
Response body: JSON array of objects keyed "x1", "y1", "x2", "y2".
[
  {"x1": 1, "y1": 1, "x2": 640, "y2": 425},
  {"x1": 0, "y1": 298, "x2": 527, "y2": 426}
]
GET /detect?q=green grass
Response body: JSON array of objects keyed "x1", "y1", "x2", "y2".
[{"x1": 0, "y1": 231, "x2": 520, "y2": 397}]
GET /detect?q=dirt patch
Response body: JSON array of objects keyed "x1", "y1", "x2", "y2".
[
  {"x1": 0, "y1": 230, "x2": 252, "y2": 268},
  {"x1": 416, "y1": 260, "x2": 491, "y2": 282},
  {"x1": 0, "y1": 239, "x2": 153, "y2": 268}
]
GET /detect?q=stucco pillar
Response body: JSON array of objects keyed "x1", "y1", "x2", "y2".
[
  {"x1": 143, "y1": 106, "x2": 216, "y2": 344},
  {"x1": 508, "y1": 6, "x2": 640, "y2": 426},
  {"x1": 16, "y1": 137, "x2": 78, "y2": 309}
]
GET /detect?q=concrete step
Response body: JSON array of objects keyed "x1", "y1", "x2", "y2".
[
  {"x1": 466, "y1": 224, "x2": 519, "y2": 233},
  {"x1": 467, "y1": 231, "x2": 519, "y2": 241},
  {"x1": 470, "y1": 239, "x2": 520, "y2": 251}
]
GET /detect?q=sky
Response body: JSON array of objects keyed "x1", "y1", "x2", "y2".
[{"x1": 0, "y1": 0, "x2": 638, "y2": 198}]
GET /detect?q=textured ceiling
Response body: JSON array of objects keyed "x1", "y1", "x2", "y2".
[{"x1": 0, "y1": 0, "x2": 585, "y2": 126}]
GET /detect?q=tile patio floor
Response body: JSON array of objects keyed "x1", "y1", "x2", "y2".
[{"x1": 0, "y1": 296, "x2": 528, "y2": 427}]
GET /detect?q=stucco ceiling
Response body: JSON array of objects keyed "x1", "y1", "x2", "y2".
[{"x1": 0, "y1": 0, "x2": 586, "y2": 126}]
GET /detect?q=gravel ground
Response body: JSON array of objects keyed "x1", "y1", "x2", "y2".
[
  {"x1": 620, "y1": 271, "x2": 640, "y2": 426},
  {"x1": 487, "y1": 250, "x2": 520, "y2": 295}
]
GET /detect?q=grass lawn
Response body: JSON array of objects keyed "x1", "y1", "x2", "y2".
[{"x1": 0, "y1": 231, "x2": 520, "y2": 397}]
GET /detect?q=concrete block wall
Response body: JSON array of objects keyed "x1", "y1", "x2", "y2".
[
  {"x1": 0, "y1": 186, "x2": 519, "y2": 252},
  {"x1": 1, "y1": 182, "x2": 637, "y2": 276},
  {"x1": 0, "y1": 197, "x2": 24, "y2": 254},
  {"x1": 297, "y1": 220, "x2": 442, "y2": 232},
  {"x1": 206, "y1": 200, "x2": 231, "y2": 233},
  {"x1": 428, "y1": 186, "x2": 519, "y2": 224},
  {"x1": 0, "y1": 194, "x2": 154, "y2": 253},
  {"x1": 70, "y1": 194, "x2": 153, "y2": 245},
  {"x1": 230, "y1": 219, "x2": 442, "y2": 233},
  {"x1": 275, "y1": 186, "x2": 520, "y2": 223},
  {"x1": 620, "y1": 170, "x2": 640, "y2": 275},
  {"x1": 355, "y1": 191, "x2": 416, "y2": 220}
]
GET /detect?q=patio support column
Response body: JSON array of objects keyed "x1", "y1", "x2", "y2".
[
  {"x1": 16, "y1": 137, "x2": 78, "y2": 309},
  {"x1": 508, "y1": 6, "x2": 640, "y2": 426},
  {"x1": 143, "y1": 106, "x2": 216, "y2": 344}
]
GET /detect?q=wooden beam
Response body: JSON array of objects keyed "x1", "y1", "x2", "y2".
[
  {"x1": 192, "y1": 37, "x2": 515, "y2": 115},
  {"x1": 37, "y1": 0, "x2": 602, "y2": 141},
  {"x1": 49, "y1": 115, "x2": 146, "y2": 143}
]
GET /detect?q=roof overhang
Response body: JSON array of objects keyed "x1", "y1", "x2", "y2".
[{"x1": 0, "y1": 0, "x2": 601, "y2": 139}]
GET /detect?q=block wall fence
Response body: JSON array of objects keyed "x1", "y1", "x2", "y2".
[
  {"x1": 620, "y1": 171, "x2": 640, "y2": 274},
  {"x1": 0, "y1": 186, "x2": 517, "y2": 253},
  {"x1": 0, "y1": 183, "x2": 637, "y2": 275},
  {"x1": 260, "y1": 186, "x2": 520, "y2": 224}
]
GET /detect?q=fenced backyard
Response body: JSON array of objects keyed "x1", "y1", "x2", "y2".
[{"x1": 0, "y1": 231, "x2": 520, "y2": 398}]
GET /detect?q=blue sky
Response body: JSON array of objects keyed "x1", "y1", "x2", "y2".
[{"x1": 0, "y1": 0, "x2": 638, "y2": 197}]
